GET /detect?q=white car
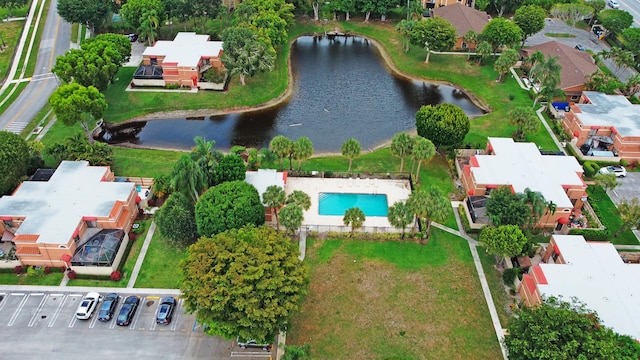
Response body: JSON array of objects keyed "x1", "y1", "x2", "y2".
[
  {"x1": 599, "y1": 165, "x2": 627, "y2": 177},
  {"x1": 608, "y1": 0, "x2": 619, "y2": 8},
  {"x1": 76, "y1": 292, "x2": 101, "y2": 320}
]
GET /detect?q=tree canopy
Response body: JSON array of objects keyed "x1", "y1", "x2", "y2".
[
  {"x1": 390, "y1": 132, "x2": 413, "y2": 172},
  {"x1": 479, "y1": 225, "x2": 528, "y2": 258},
  {"x1": 494, "y1": 48, "x2": 519, "y2": 82},
  {"x1": 513, "y1": 5, "x2": 546, "y2": 45},
  {"x1": 411, "y1": 16, "x2": 456, "y2": 62},
  {"x1": 0, "y1": 131, "x2": 29, "y2": 196},
  {"x1": 407, "y1": 186, "x2": 449, "y2": 240},
  {"x1": 121, "y1": 0, "x2": 165, "y2": 30},
  {"x1": 598, "y1": 9, "x2": 634, "y2": 36},
  {"x1": 48, "y1": 83, "x2": 107, "y2": 142},
  {"x1": 415, "y1": 103, "x2": 470, "y2": 149},
  {"x1": 195, "y1": 181, "x2": 265, "y2": 237},
  {"x1": 212, "y1": 154, "x2": 246, "y2": 185},
  {"x1": 481, "y1": 17, "x2": 523, "y2": 53},
  {"x1": 343, "y1": 207, "x2": 366, "y2": 237},
  {"x1": 180, "y1": 225, "x2": 308, "y2": 342},
  {"x1": 504, "y1": 296, "x2": 640, "y2": 359},
  {"x1": 57, "y1": 0, "x2": 110, "y2": 33},
  {"x1": 486, "y1": 186, "x2": 532, "y2": 227},
  {"x1": 221, "y1": 27, "x2": 276, "y2": 86},
  {"x1": 509, "y1": 107, "x2": 540, "y2": 141},
  {"x1": 233, "y1": 0, "x2": 295, "y2": 46},
  {"x1": 155, "y1": 192, "x2": 199, "y2": 247},
  {"x1": 341, "y1": 138, "x2": 361, "y2": 172},
  {"x1": 387, "y1": 200, "x2": 413, "y2": 238},
  {"x1": 44, "y1": 134, "x2": 113, "y2": 166}
]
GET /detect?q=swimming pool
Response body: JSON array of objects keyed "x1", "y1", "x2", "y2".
[{"x1": 318, "y1": 193, "x2": 389, "y2": 216}]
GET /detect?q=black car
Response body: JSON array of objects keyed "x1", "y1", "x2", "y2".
[
  {"x1": 237, "y1": 337, "x2": 273, "y2": 351},
  {"x1": 156, "y1": 297, "x2": 176, "y2": 325},
  {"x1": 116, "y1": 296, "x2": 140, "y2": 326},
  {"x1": 97, "y1": 293, "x2": 119, "y2": 322},
  {"x1": 127, "y1": 33, "x2": 138, "y2": 42}
]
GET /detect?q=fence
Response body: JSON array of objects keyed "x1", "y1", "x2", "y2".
[{"x1": 304, "y1": 225, "x2": 409, "y2": 234}]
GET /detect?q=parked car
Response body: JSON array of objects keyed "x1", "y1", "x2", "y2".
[
  {"x1": 607, "y1": 0, "x2": 619, "y2": 8},
  {"x1": 116, "y1": 296, "x2": 140, "y2": 326},
  {"x1": 236, "y1": 337, "x2": 273, "y2": 351},
  {"x1": 574, "y1": 44, "x2": 586, "y2": 51},
  {"x1": 76, "y1": 292, "x2": 101, "y2": 320},
  {"x1": 97, "y1": 293, "x2": 119, "y2": 322},
  {"x1": 127, "y1": 33, "x2": 138, "y2": 42},
  {"x1": 599, "y1": 165, "x2": 627, "y2": 177},
  {"x1": 156, "y1": 297, "x2": 176, "y2": 325}
]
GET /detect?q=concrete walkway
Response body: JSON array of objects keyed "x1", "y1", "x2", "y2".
[
  {"x1": 298, "y1": 228, "x2": 307, "y2": 261},
  {"x1": 433, "y1": 202, "x2": 509, "y2": 360},
  {"x1": 127, "y1": 221, "x2": 157, "y2": 288}
]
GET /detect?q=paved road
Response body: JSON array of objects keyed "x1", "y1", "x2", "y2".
[
  {"x1": 0, "y1": 290, "x2": 275, "y2": 360},
  {"x1": 525, "y1": 18, "x2": 637, "y2": 83},
  {"x1": 618, "y1": 0, "x2": 640, "y2": 27},
  {"x1": 0, "y1": 0, "x2": 70, "y2": 134}
]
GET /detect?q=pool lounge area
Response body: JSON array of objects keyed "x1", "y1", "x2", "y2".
[{"x1": 285, "y1": 177, "x2": 413, "y2": 232}]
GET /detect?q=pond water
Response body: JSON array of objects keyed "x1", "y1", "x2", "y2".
[{"x1": 118, "y1": 35, "x2": 485, "y2": 152}]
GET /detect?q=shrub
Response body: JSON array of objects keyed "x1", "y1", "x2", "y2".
[
  {"x1": 27, "y1": 266, "x2": 45, "y2": 277},
  {"x1": 67, "y1": 270, "x2": 77, "y2": 280},
  {"x1": 620, "y1": 159, "x2": 629, "y2": 167},
  {"x1": 131, "y1": 222, "x2": 145, "y2": 235},
  {"x1": 44, "y1": 266, "x2": 51, "y2": 274},
  {"x1": 503, "y1": 267, "x2": 519, "y2": 285},
  {"x1": 568, "y1": 228, "x2": 610, "y2": 240},
  {"x1": 110, "y1": 270, "x2": 122, "y2": 281},
  {"x1": 14, "y1": 265, "x2": 23, "y2": 274},
  {"x1": 583, "y1": 161, "x2": 598, "y2": 177},
  {"x1": 129, "y1": 233, "x2": 137, "y2": 241}
]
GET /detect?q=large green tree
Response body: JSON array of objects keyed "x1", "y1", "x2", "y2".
[
  {"x1": 0, "y1": 131, "x2": 29, "y2": 195},
  {"x1": 341, "y1": 138, "x2": 361, "y2": 172},
  {"x1": 622, "y1": 27, "x2": 640, "y2": 54},
  {"x1": 593, "y1": 173, "x2": 618, "y2": 200},
  {"x1": 57, "y1": 0, "x2": 110, "y2": 33},
  {"x1": 279, "y1": 204, "x2": 304, "y2": 236},
  {"x1": 598, "y1": 9, "x2": 634, "y2": 37},
  {"x1": 233, "y1": 0, "x2": 295, "y2": 46},
  {"x1": 411, "y1": 136, "x2": 435, "y2": 182},
  {"x1": 212, "y1": 154, "x2": 246, "y2": 185},
  {"x1": 390, "y1": 132, "x2": 413, "y2": 172},
  {"x1": 45, "y1": 134, "x2": 114, "y2": 166},
  {"x1": 504, "y1": 297, "x2": 640, "y2": 359},
  {"x1": 180, "y1": 225, "x2": 308, "y2": 342},
  {"x1": 195, "y1": 181, "x2": 265, "y2": 237},
  {"x1": 479, "y1": 225, "x2": 528, "y2": 259},
  {"x1": 407, "y1": 186, "x2": 449, "y2": 240},
  {"x1": 292, "y1": 136, "x2": 313, "y2": 170},
  {"x1": 615, "y1": 198, "x2": 640, "y2": 237},
  {"x1": 221, "y1": 27, "x2": 276, "y2": 86},
  {"x1": 52, "y1": 40, "x2": 123, "y2": 91},
  {"x1": 171, "y1": 154, "x2": 207, "y2": 203},
  {"x1": 481, "y1": 17, "x2": 523, "y2": 53},
  {"x1": 286, "y1": 190, "x2": 311, "y2": 211},
  {"x1": 550, "y1": 3, "x2": 594, "y2": 27},
  {"x1": 48, "y1": 83, "x2": 107, "y2": 142},
  {"x1": 410, "y1": 16, "x2": 456, "y2": 63},
  {"x1": 120, "y1": 0, "x2": 165, "y2": 30},
  {"x1": 513, "y1": 5, "x2": 546, "y2": 45},
  {"x1": 494, "y1": 48, "x2": 519, "y2": 82},
  {"x1": 415, "y1": 103, "x2": 470, "y2": 149},
  {"x1": 83, "y1": 34, "x2": 132, "y2": 66},
  {"x1": 486, "y1": 186, "x2": 531, "y2": 227},
  {"x1": 155, "y1": 192, "x2": 199, "y2": 247}
]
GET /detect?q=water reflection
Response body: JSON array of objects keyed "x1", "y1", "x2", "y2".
[{"x1": 116, "y1": 36, "x2": 485, "y2": 152}]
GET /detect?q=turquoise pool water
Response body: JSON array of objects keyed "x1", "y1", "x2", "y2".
[{"x1": 318, "y1": 193, "x2": 389, "y2": 216}]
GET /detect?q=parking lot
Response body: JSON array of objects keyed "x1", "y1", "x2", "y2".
[
  {"x1": 606, "y1": 172, "x2": 640, "y2": 206},
  {"x1": 0, "y1": 290, "x2": 276, "y2": 360}
]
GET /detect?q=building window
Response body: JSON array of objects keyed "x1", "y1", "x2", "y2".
[
  {"x1": 59, "y1": 245, "x2": 67, "y2": 249},
  {"x1": 570, "y1": 95, "x2": 579, "y2": 100},
  {"x1": 74, "y1": 234, "x2": 80, "y2": 243},
  {"x1": 461, "y1": 42, "x2": 467, "y2": 49},
  {"x1": 485, "y1": 188, "x2": 493, "y2": 196},
  {"x1": 552, "y1": 252, "x2": 559, "y2": 261},
  {"x1": 150, "y1": 57, "x2": 157, "y2": 65},
  {"x1": 86, "y1": 220, "x2": 97, "y2": 228},
  {"x1": 3, "y1": 220, "x2": 14, "y2": 228}
]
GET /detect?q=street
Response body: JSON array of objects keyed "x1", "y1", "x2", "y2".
[{"x1": 617, "y1": 0, "x2": 640, "y2": 27}]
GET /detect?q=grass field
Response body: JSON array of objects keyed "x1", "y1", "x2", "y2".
[
  {"x1": 0, "y1": 270, "x2": 64, "y2": 285},
  {"x1": 288, "y1": 230, "x2": 502, "y2": 360},
  {"x1": 133, "y1": 231, "x2": 187, "y2": 289},
  {"x1": 587, "y1": 186, "x2": 638, "y2": 245}
]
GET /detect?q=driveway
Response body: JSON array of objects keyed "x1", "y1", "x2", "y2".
[
  {"x1": 124, "y1": 41, "x2": 146, "y2": 67},
  {"x1": 607, "y1": 172, "x2": 640, "y2": 205},
  {"x1": 525, "y1": 18, "x2": 637, "y2": 83}
]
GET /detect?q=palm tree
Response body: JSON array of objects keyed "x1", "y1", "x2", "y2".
[
  {"x1": 138, "y1": 10, "x2": 160, "y2": 46},
  {"x1": 523, "y1": 50, "x2": 544, "y2": 77},
  {"x1": 387, "y1": 201, "x2": 414, "y2": 239},
  {"x1": 390, "y1": 132, "x2": 413, "y2": 172},
  {"x1": 531, "y1": 55, "x2": 562, "y2": 109},
  {"x1": 262, "y1": 185, "x2": 286, "y2": 230},
  {"x1": 543, "y1": 200, "x2": 557, "y2": 227},
  {"x1": 190, "y1": 136, "x2": 220, "y2": 186},
  {"x1": 494, "y1": 49, "x2": 519, "y2": 82},
  {"x1": 269, "y1": 135, "x2": 293, "y2": 170},
  {"x1": 293, "y1": 137, "x2": 314, "y2": 170},
  {"x1": 462, "y1": 30, "x2": 477, "y2": 60},
  {"x1": 609, "y1": 47, "x2": 635, "y2": 77},
  {"x1": 523, "y1": 188, "x2": 546, "y2": 228},
  {"x1": 343, "y1": 207, "x2": 366, "y2": 237},
  {"x1": 279, "y1": 204, "x2": 303, "y2": 237},
  {"x1": 341, "y1": 138, "x2": 361, "y2": 173},
  {"x1": 287, "y1": 190, "x2": 311, "y2": 211},
  {"x1": 170, "y1": 154, "x2": 207, "y2": 203},
  {"x1": 407, "y1": 187, "x2": 449, "y2": 241},
  {"x1": 509, "y1": 107, "x2": 540, "y2": 141},
  {"x1": 412, "y1": 136, "x2": 436, "y2": 182},
  {"x1": 476, "y1": 41, "x2": 492, "y2": 65},
  {"x1": 396, "y1": 20, "x2": 414, "y2": 52}
]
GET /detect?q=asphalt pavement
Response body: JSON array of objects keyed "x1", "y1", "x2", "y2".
[
  {"x1": 618, "y1": 0, "x2": 640, "y2": 27},
  {"x1": 525, "y1": 18, "x2": 638, "y2": 83},
  {"x1": 0, "y1": 0, "x2": 70, "y2": 134}
]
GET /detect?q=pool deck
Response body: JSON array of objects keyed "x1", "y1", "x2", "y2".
[{"x1": 285, "y1": 177, "x2": 413, "y2": 230}]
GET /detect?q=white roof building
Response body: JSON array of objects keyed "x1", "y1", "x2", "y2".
[
  {"x1": 530, "y1": 235, "x2": 640, "y2": 340},
  {"x1": 471, "y1": 137, "x2": 585, "y2": 208},
  {"x1": 0, "y1": 161, "x2": 135, "y2": 245},
  {"x1": 142, "y1": 32, "x2": 223, "y2": 68},
  {"x1": 244, "y1": 169, "x2": 286, "y2": 205}
]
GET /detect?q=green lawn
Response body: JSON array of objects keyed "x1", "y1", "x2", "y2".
[
  {"x1": 288, "y1": 229, "x2": 502, "y2": 359},
  {"x1": 477, "y1": 247, "x2": 513, "y2": 327},
  {"x1": 0, "y1": 20, "x2": 25, "y2": 83},
  {"x1": 587, "y1": 186, "x2": 639, "y2": 245},
  {"x1": 133, "y1": 230, "x2": 187, "y2": 289},
  {"x1": 0, "y1": 270, "x2": 64, "y2": 285}
]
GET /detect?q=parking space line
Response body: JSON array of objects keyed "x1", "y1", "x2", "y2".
[
  {"x1": 170, "y1": 299, "x2": 184, "y2": 332},
  {"x1": 230, "y1": 352, "x2": 273, "y2": 358},
  {"x1": 67, "y1": 294, "x2": 82, "y2": 328},
  {"x1": 130, "y1": 296, "x2": 145, "y2": 330},
  {"x1": 48, "y1": 295, "x2": 68, "y2": 327},
  {"x1": 28, "y1": 294, "x2": 49, "y2": 327},
  {"x1": 7, "y1": 294, "x2": 29, "y2": 326},
  {"x1": 0, "y1": 293, "x2": 9, "y2": 313},
  {"x1": 89, "y1": 308, "x2": 100, "y2": 328}
]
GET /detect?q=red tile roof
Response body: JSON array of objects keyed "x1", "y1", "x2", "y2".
[{"x1": 433, "y1": 3, "x2": 490, "y2": 37}]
